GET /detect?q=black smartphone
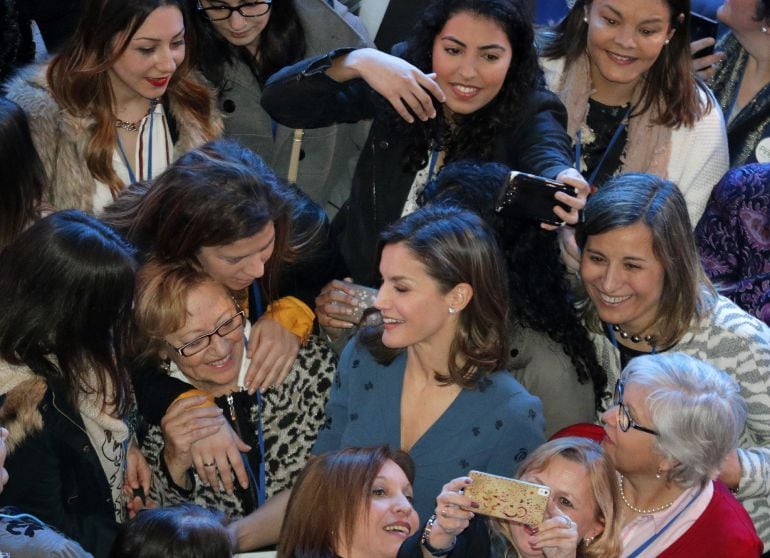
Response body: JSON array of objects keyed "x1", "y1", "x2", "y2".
[
  {"x1": 495, "y1": 171, "x2": 576, "y2": 227},
  {"x1": 690, "y1": 12, "x2": 719, "y2": 57}
]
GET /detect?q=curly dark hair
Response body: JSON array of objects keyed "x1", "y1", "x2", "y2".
[
  {"x1": 188, "y1": 0, "x2": 305, "y2": 87},
  {"x1": 420, "y1": 161, "x2": 608, "y2": 409},
  {"x1": 391, "y1": 0, "x2": 542, "y2": 173}
]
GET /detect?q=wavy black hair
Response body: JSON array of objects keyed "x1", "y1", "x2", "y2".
[
  {"x1": 0, "y1": 210, "x2": 136, "y2": 415},
  {"x1": 420, "y1": 161, "x2": 608, "y2": 409},
  {"x1": 188, "y1": 0, "x2": 305, "y2": 87},
  {"x1": 392, "y1": 0, "x2": 541, "y2": 173}
]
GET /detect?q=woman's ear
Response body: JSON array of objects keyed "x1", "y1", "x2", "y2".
[{"x1": 448, "y1": 283, "x2": 473, "y2": 312}]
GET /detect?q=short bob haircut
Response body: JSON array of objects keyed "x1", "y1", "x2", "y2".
[
  {"x1": 538, "y1": 0, "x2": 708, "y2": 128},
  {"x1": 110, "y1": 504, "x2": 231, "y2": 558},
  {"x1": 576, "y1": 173, "x2": 715, "y2": 348},
  {"x1": 102, "y1": 139, "x2": 292, "y2": 299},
  {"x1": 0, "y1": 96, "x2": 46, "y2": 248},
  {"x1": 47, "y1": 0, "x2": 218, "y2": 196},
  {"x1": 0, "y1": 210, "x2": 136, "y2": 415},
  {"x1": 621, "y1": 352, "x2": 747, "y2": 487},
  {"x1": 488, "y1": 437, "x2": 621, "y2": 558},
  {"x1": 278, "y1": 446, "x2": 415, "y2": 558},
  {"x1": 132, "y1": 260, "x2": 232, "y2": 366},
  {"x1": 361, "y1": 205, "x2": 510, "y2": 388}
]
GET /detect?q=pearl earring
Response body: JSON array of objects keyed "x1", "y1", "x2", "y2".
[
  {"x1": 664, "y1": 39, "x2": 670, "y2": 45},
  {"x1": 583, "y1": 16, "x2": 588, "y2": 23},
  {"x1": 762, "y1": 25, "x2": 768, "y2": 33},
  {"x1": 448, "y1": 307, "x2": 457, "y2": 314}
]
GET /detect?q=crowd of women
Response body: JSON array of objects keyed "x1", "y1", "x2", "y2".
[{"x1": 0, "y1": 0, "x2": 768, "y2": 556}]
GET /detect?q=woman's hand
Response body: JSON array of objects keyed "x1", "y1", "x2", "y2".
[
  {"x1": 691, "y1": 38, "x2": 726, "y2": 81},
  {"x1": 546, "y1": 169, "x2": 589, "y2": 231},
  {"x1": 530, "y1": 502, "x2": 579, "y2": 558},
  {"x1": 329, "y1": 48, "x2": 446, "y2": 123},
  {"x1": 428, "y1": 477, "x2": 477, "y2": 550},
  {"x1": 160, "y1": 395, "x2": 227, "y2": 488},
  {"x1": 315, "y1": 278, "x2": 367, "y2": 340},
  {"x1": 242, "y1": 317, "x2": 300, "y2": 394},
  {"x1": 124, "y1": 441, "x2": 153, "y2": 518},
  {"x1": 189, "y1": 419, "x2": 252, "y2": 495},
  {"x1": 718, "y1": 448, "x2": 742, "y2": 490}
]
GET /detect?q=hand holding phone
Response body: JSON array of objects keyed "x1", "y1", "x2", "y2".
[
  {"x1": 495, "y1": 172, "x2": 578, "y2": 227},
  {"x1": 463, "y1": 470, "x2": 551, "y2": 525},
  {"x1": 690, "y1": 12, "x2": 719, "y2": 57}
]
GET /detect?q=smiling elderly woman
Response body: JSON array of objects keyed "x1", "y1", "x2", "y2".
[{"x1": 131, "y1": 260, "x2": 334, "y2": 523}]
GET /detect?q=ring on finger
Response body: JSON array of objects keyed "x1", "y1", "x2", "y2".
[{"x1": 203, "y1": 462, "x2": 216, "y2": 467}]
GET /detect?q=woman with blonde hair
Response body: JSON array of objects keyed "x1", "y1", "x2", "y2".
[
  {"x1": 4, "y1": 0, "x2": 221, "y2": 213},
  {"x1": 401, "y1": 437, "x2": 621, "y2": 558}
]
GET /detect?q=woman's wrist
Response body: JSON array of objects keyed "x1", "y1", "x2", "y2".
[
  {"x1": 161, "y1": 449, "x2": 193, "y2": 491},
  {"x1": 421, "y1": 514, "x2": 457, "y2": 556}
]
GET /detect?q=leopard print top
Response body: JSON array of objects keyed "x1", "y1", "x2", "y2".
[{"x1": 140, "y1": 335, "x2": 336, "y2": 518}]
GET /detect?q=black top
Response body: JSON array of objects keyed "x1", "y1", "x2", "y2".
[{"x1": 581, "y1": 98, "x2": 629, "y2": 188}]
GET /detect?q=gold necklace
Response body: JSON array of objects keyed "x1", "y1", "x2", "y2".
[
  {"x1": 618, "y1": 474, "x2": 676, "y2": 514},
  {"x1": 114, "y1": 98, "x2": 158, "y2": 132}
]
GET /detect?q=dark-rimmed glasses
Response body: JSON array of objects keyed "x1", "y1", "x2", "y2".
[
  {"x1": 169, "y1": 310, "x2": 245, "y2": 357},
  {"x1": 612, "y1": 380, "x2": 659, "y2": 436},
  {"x1": 196, "y1": 0, "x2": 272, "y2": 21}
]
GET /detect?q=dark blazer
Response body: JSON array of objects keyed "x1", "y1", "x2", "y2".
[
  {"x1": 262, "y1": 51, "x2": 574, "y2": 284},
  {"x1": 0, "y1": 375, "x2": 119, "y2": 558}
]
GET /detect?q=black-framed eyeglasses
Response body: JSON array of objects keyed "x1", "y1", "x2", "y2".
[
  {"x1": 196, "y1": 0, "x2": 272, "y2": 21},
  {"x1": 169, "y1": 310, "x2": 245, "y2": 357},
  {"x1": 612, "y1": 380, "x2": 659, "y2": 436}
]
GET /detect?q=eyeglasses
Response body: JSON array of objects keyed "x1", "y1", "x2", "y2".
[
  {"x1": 196, "y1": 0, "x2": 272, "y2": 21},
  {"x1": 612, "y1": 380, "x2": 659, "y2": 436},
  {"x1": 169, "y1": 310, "x2": 245, "y2": 357}
]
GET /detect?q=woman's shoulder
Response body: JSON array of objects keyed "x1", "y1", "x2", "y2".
[
  {"x1": 3, "y1": 62, "x2": 60, "y2": 118},
  {"x1": 295, "y1": 0, "x2": 370, "y2": 54},
  {"x1": 0, "y1": 363, "x2": 51, "y2": 452}
]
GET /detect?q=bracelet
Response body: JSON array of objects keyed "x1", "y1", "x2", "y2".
[{"x1": 420, "y1": 514, "x2": 456, "y2": 557}]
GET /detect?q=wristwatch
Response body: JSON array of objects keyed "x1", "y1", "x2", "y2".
[{"x1": 420, "y1": 514, "x2": 457, "y2": 556}]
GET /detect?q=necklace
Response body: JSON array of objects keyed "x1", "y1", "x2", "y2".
[
  {"x1": 612, "y1": 324, "x2": 654, "y2": 345},
  {"x1": 114, "y1": 98, "x2": 159, "y2": 132},
  {"x1": 618, "y1": 474, "x2": 676, "y2": 514},
  {"x1": 115, "y1": 118, "x2": 140, "y2": 132}
]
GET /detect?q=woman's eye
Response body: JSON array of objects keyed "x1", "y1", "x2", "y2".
[
  {"x1": 224, "y1": 257, "x2": 243, "y2": 264},
  {"x1": 444, "y1": 47, "x2": 461, "y2": 55},
  {"x1": 172, "y1": 39, "x2": 186, "y2": 48},
  {"x1": 138, "y1": 47, "x2": 154, "y2": 55},
  {"x1": 394, "y1": 286, "x2": 408, "y2": 293},
  {"x1": 624, "y1": 263, "x2": 640, "y2": 270},
  {"x1": 604, "y1": 17, "x2": 617, "y2": 25},
  {"x1": 483, "y1": 53, "x2": 500, "y2": 62},
  {"x1": 405, "y1": 494, "x2": 414, "y2": 503},
  {"x1": 589, "y1": 255, "x2": 604, "y2": 263},
  {"x1": 559, "y1": 497, "x2": 574, "y2": 509},
  {"x1": 184, "y1": 337, "x2": 207, "y2": 350},
  {"x1": 372, "y1": 487, "x2": 386, "y2": 497}
]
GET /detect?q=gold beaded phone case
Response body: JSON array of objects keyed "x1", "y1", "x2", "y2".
[{"x1": 464, "y1": 470, "x2": 551, "y2": 525}]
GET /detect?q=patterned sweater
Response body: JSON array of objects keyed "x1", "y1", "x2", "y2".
[{"x1": 598, "y1": 295, "x2": 770, "y2": 550}]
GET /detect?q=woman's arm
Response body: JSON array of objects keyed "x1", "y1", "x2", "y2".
[
  {"x1": 262, "y1": 48, "x2": 445, "y2": 128},
  {"x1": 228, "y1": 488, "x2": 291, "y2": 551}
]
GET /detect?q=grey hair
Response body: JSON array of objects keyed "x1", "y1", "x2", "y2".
[{"x1": 621, "y1": 353, "x2": 746, "y2": 488}]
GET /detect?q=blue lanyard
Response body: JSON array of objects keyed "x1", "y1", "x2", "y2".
[
  {"x1": 427, "y1": 149, "x2": 440, "y2": 183},
  {"x1": 115, "y1": 103, "x2": 156, "y2": 185},
  {"x1": 575, "y1": 104, "x2": 632, "y2": 187},
  {"x1": 240, "y1": 335, "x2": 267, "y2": 507},
  {"x1": 627, "y1": 489, "x2": 702, "y2": 558}
]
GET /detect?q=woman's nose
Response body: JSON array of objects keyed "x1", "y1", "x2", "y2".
[{"x1": 243, "y1": 254, "x2": 266, "y2": 279}]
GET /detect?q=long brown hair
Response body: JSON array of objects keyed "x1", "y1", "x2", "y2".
[
  {"x1": 538, "y1": 0, "x2": 709, "y2": 127},
  {"x1": 278, "y1": 446, "x2": 416, "y2": 558},
  {"x1": 359, "y1": 205, "x2": 510, "y2": 389},
  {"x1": 47, "y1": 0, "x2": 217, "y2": 197}
]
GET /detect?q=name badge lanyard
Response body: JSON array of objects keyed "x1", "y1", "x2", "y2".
[
  {"x1": 575, "y1": 104, "x2": 633, "y2": 188},
  {"x1": 239, "y1": 333, "x2": 267, "y2": 507},
  {"x1": 626, "y1": 489, "x2": 701, "y2": 558},
  {"x1": 116, "y1": 104, "x2": 156, "y2": 185}
]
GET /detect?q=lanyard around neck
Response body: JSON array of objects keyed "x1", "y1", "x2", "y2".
[
  {"x1": 626, "y1": 488, "x2": 702, "y2": 558},
  {"x1": 115, "y1": 103, "x2": 157, "y2": 185},
  {"x1": 576, "y1": 103, "x2": 632, "y2": 187}
]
